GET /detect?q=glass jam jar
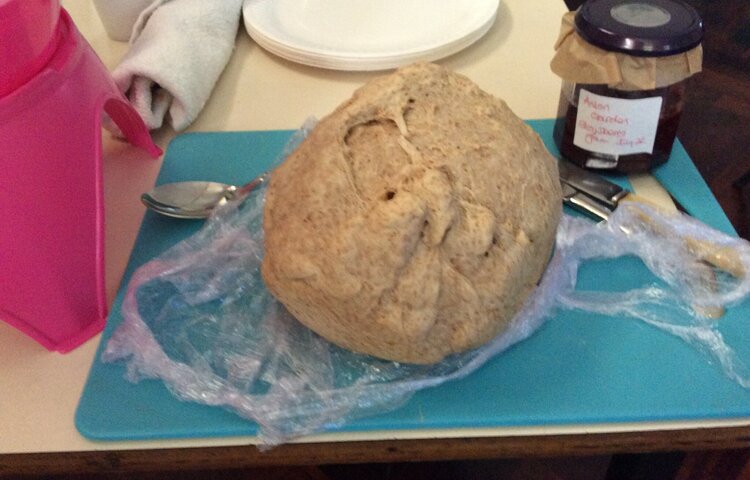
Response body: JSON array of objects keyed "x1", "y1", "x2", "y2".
[{"x1": 551, "y1": 0, "x2": 703, "y2": 173}]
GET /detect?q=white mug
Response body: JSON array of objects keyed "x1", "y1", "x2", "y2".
[{"x1": 92, "y1": 0, "x2": 155, "y2": 41}]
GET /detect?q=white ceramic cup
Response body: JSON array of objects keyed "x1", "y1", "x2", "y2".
[{"x1": 92, "y1": 0, "x2": 155, "y2": 41}]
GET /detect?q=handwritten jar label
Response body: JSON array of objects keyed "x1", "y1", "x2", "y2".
[{"x1": 573, "y1": 89, "x2": 663, "y2": 156}]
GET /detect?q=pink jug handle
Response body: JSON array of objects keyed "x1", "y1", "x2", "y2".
[{"x1": 103, "y1": 97, "x2": 162, "y2": 157}]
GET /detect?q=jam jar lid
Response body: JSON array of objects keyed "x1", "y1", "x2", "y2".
[{"x1": 575, "y1": 0, "x2": 704, "y2": 57}]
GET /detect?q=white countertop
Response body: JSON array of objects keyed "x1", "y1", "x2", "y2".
[{"x1": 6, "y1": 0, "x2": 744, "y2": 456}]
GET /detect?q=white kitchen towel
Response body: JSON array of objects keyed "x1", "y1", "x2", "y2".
[{"x1": 112, "y1": 0, "x2": 244, "y2": 132}]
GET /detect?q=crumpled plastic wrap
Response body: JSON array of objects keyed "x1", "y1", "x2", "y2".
[{"x1": 103, "y1": 141, "x2": 750, "y2": 447}]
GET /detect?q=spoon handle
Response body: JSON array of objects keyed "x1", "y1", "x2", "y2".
[{"x1": 232, "y1": 173, "x2": 269, "y2": 198}]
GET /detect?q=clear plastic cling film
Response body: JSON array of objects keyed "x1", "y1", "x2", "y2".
[{"x1": 103, "y1": 125, "x2": 750, "y2": 447}]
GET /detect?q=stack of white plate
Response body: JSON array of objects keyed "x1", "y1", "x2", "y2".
[{"x1": 242, "y1": 0, "x2": 501, "y2": 71}]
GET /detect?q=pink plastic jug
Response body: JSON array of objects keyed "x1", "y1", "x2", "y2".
[{"x1": 0, "y1": 0, "x2": 161, "y2": 352}]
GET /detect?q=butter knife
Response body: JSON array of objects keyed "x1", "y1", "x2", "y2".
[
  {"x1": 559, "y1": 159, "x2": 744, "y2": 296},
  {"x1": 559, "y1": 160, "x2": 689, "y2": 218}
]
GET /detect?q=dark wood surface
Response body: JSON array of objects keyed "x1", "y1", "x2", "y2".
[
  {"x1": 3, "y1": 1, "x2": 750, "y2": 479},
  {"x1": 678, "y1": 0, "x2": 750, "y2": 239},
  {"x1": 2, "y1": 432, "x2": 750, "y2": 479},
  {"x1": 2, "y1": 428, "x2": 750, "y2": 478}
]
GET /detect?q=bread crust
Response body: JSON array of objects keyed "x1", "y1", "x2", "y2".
[{"x1": 262, "y1": 63, "x2": 561, "y2": 364}]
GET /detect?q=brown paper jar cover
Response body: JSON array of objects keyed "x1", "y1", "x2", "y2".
[{"x1": 551, "y1": 11, "x2": 702, "y2": 91}]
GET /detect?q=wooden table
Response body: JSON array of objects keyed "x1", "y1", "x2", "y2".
[{"x1": 3, "y1": 1, "x2": 750, "y2": 478}]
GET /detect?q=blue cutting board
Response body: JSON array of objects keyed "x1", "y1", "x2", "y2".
[{"x1": 76, "y1": 120, "x2": 750, "y2": 442}]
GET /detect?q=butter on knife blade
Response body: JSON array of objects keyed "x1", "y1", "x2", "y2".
[
  {"x1": 628, "y1": 173, "x2": 690, "y2": 214},
  {"x1": 627, "y1": 173, "x2": 724, "y2": 319}
]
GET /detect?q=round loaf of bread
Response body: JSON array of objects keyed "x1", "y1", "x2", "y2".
[{"x1": 261, "y1": 63, "x2": 561, "y2": 364}]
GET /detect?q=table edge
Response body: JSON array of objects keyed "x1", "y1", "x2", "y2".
[{"x1": 4, "y1": 423, "x2": 750, "y2": 475}]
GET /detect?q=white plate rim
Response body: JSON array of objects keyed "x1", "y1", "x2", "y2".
[{"x1": 242, "y1": 0, "x2": 501, "y2": 70}]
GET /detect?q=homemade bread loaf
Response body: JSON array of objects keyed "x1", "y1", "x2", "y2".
[{"x1": 261, "y1": 63, "x2": 561, "y2": 364}]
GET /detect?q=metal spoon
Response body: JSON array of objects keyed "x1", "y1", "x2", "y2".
[{"x1": 141, "y1": 175, "x2": 266, "y2": 219}]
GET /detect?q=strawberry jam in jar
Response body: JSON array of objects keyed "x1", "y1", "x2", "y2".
[{"x1": 550, "y1": 0, "x2": 703, "y2": 173}]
